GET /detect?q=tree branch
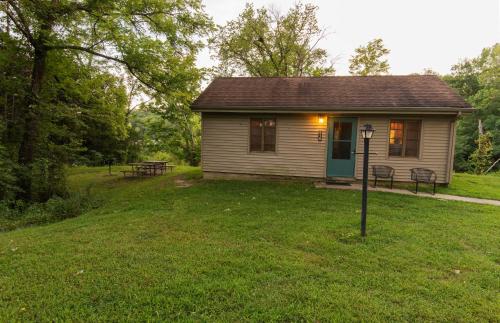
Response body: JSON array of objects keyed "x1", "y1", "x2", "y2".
[
  {"x1": 248, "y1": 23, "x2": 280, "y2": 74},
  {"x1": 128, "y1": 97, "x2": 152, "y2": 115},
  {"x1": 46, "y1": 44, "x2": 158, "y2": 91},
  {"x1": 47, "y1": 44, "x2": 127, "y2": 63},
  {"x1": 1, "y1": 1, "x2": 35, "y2": 45}
]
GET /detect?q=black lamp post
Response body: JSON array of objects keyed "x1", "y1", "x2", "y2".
[{"x1": 360, "y1": 124, "x2": 375, "y2": 237}]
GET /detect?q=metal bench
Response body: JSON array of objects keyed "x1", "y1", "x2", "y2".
[
  {"x1": 372, "y1": 165, "x2": 395, "y2": 189},
  {"x1": 410, "y1": 168, "x2": 437, "y2": 194}
]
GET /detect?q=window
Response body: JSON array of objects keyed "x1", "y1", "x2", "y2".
[
  {"x1": 332, "y1": 120, "x2": 353, "y2": 159},
  {"x1": 250, "y1": 118, "x2": 276, "y2": 152},
  {"x1": 389, "y1": 120, "x2": 421, "y2": 157}
]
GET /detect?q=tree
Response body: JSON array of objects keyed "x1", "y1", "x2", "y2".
[
  {"x1": 147, "y1": 92, "x2": 202, "y2": 166},
  {"x1": 0, "y1": 0, "x2": 212, "y2": 200},
  {"x1": 211, "y1": 2, "x2": 334, "y2": 77},
  {"x1": 1, "y1": 30, "x2": 133, "y2": 199},
  {"x1": 349, "y1": 38, "x2": 390, "y2": 76},
  {"x1": 121, "y1": 77, "x2": 151, "y2": 164},
  {"x1": 422, "y1": 68, "x2": 439, "y2": 75},
  {"x1": 469, "y1": 133, "x2": 493, "y2": 174},
  {"x1": 443, "y1": 43, "x2": 499, "y2": 171},
  {"x1": 0, "y1": 29, "x2": 34, "y2": 199},
  {"x1": 71, "y1": 67, "x2": 129, "y2": 166},
  {"x1": 121, "y1": 73, "x2": 202, "y2": 166},
  {"x1": 0, "y1": 126, "x2": 19, "y2": 200}
]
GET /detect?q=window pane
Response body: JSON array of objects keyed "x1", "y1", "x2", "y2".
[
  {"x1": 404, "y1": 121, "x2": 420, "y2": 157},
  {"x1": 263, "y1": 143, "x2": 275, "y2": 151},
  {"x1": 334, "y1": 121, "x2": 352, "y2": 141},
  {"x1": 263, "y1": 119, "x2": 276, "y2": 151},
  {"x1": 389, "y1": 144, "x2": 403, "y2": 156},
  {"x1": 264, "y1": 119, "x2": 275, "y2": 128},
  {"x1": 389, "y1": 121, "x2": 404, "y2": 156},
  {"x1": 250, "y1": 119, "x2": 262, "y2": 151},
  {"x1": 405, "y1": 140, "x2": 418, "y2": 157},
  {"x1": 406, "y1": 121, "x2": 420, "y2": 140},
  {"x1": 332, "y1": 141, "x2": 351, "y2": 159}
]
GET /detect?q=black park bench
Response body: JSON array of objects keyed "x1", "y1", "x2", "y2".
[
  {"x1": 372, "y1": 165, "x2": 395, "y2": 189},
  {"x1": 410, "y1": 168, "x2": 437, "y2": 195}
]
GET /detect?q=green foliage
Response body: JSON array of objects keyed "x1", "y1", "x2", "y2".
[
  {"x1": 0, "y1": 34, "x2": 128, "y2": 199},
  {"x1": 0, "y1": 32, "x2": 30, "y2": 200},
  {"x1": 146, "y1": 151, "x2": 178, "y2": 164},
  {"x1": 28, "y1": 158, "x2": 68, "y2": 202},
  {"x1": 469, "y1": 133, "x2": 493, "y2": 174},
  {"x1": 0, "y1": 188, "x2": 99, "y2": 232},
  {"x1": 444, "y1": 43, "x2": 500, "y2": 171},
  {"x1": 0, "y1": 139, "x2": 19, "y2": 201},
  {"x1": 126, "y1": 111, "x2": 167, "y2": 160},
  {"x1": 131, "y1": 101, "x2": 201, "y2": 166},
  {"x1": 349, "y1": 38, "x2": 390, "y2": 76},
  {"x1": 0, "y1": 0, "x2": 212, "y2": 201},
  {"x1": 211, "y1": 2, "x2": 334, "y2": 76},
  {"x1": 3, "y1": 0, "x2": 212, "y2": 95},
  {"x1": 155, "y1": 104, "x2": 201, "y2": 166}
]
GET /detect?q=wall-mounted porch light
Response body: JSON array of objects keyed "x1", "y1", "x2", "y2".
[{"x1": 317, "y1": 114, "x2": 325, "y2": 142}]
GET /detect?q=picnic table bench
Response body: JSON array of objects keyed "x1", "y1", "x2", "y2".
[{"x1": 121, "y1": 161, "x2": 175, "y2": 177}]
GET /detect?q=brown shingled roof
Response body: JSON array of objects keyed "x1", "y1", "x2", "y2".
[{"x1": 191, "y1": 75, "x2": 472, "y2": 112}]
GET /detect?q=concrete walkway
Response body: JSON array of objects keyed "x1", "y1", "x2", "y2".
[{"x1": 315, "y1": 182, "x2": 500, "y2": 207}]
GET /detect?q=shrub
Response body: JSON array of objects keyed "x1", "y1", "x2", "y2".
[
  {"x1": 469, "y1": 133, "x2": 493, "y2": 174},
  {"x1": 0, "y1": 186, "x2": 100, "y2": 231},
  {"x1": 144, "y1": 151, "x2": 181, "y2": 164}
]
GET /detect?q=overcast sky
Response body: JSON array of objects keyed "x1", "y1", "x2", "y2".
[{"x1": 197, "y1": 0, "x2": 499, "y2": 75}]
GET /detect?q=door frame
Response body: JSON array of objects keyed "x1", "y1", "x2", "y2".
[{"x1": 326, "y1": 117, "x2": 358, "y2": 178}]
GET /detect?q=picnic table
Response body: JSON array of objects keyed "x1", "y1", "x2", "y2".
[{"x1": 121, "y1": 161, "x2": 175, "y2": 177}]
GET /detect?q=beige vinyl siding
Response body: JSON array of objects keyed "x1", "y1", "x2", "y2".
[
  {"x1": 202, "y1": 113, "x2": 327, "y2": 178},
  {"x1": 201, "y1": 113, "x2": 455, "y2": 183},
  {"x1": 354, "y1": 116, "x2": 454, "y2": 183}
]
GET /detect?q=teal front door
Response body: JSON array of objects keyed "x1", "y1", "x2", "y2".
[{"x1": 327, "y1": 117, "x2": 358, "y2": 177}]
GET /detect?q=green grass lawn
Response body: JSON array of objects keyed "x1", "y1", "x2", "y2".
[
  {"x1": 1, "y1": 167, "x2": 499, "y2": 321},
  {"x1": 371, "y1": 172, "x2": 500, "y2": 200},
  {"x1": 441, "y1": 172, "x2": 500, "y2": 200}
]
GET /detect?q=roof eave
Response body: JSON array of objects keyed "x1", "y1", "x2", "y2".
[{"x1": 190, "y1": 106, "x2": 473, "y2": 114}]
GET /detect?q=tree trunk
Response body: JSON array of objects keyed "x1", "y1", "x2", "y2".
[
  {"x1": 17, "y1": 46, "x2": 47, "y2": 200},
  {"x1": 5, "y1": 15, "x2": 10, "y2": 35},
  {"x1": 182, "y1": 114, "x2": 198, "y2": 166},
  {"x1": 477, "y1": 119, "x2": 484, "y2": 151}
]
